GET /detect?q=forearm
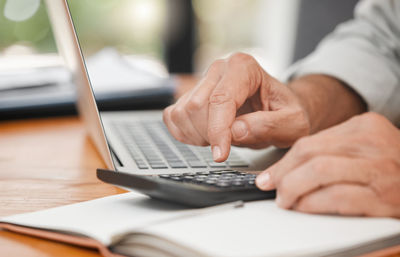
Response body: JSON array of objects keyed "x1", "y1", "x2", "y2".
[{"x1": 288, "y1": 74, "x2": 367, "y2": 134}]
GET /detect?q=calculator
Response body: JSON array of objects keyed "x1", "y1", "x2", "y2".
[{"x1": 97, "y1": 169, "x2": 276, "y2": 207}]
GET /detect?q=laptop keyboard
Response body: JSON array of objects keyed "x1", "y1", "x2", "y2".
[
  {"x1": 112, "y1": 121, "x2": 249, "y2": 170},
  {"x1": 158, "y1": 170, "x2": 257, "y2": 189}
]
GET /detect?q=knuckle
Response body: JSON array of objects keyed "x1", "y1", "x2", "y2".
[
  {"x1": 186, "y1": 98, "x2": 203, "y2": 113},
  {"x1": 207, "y1": 59, "x2": 225, "y2": 75},
  {"x1": 170, "y1": 106, "x2": 186, "y2": 122},
  {"x1": 371, "y1": 157, "x2": 400, "y2": 193},
  {"x1": 166, "y1": 126, "x2": 186, "y2": 144},
  {"x1": 307, "y1": 156, "x2": 328, "y2": 173},
  {"x1": 174, "y1": 134, "x2": 186, "y2": 143},
  {"x1": 207, "y1": 126, "x2": 221, "y2": 139},
  {"x1": 291, "y1": 137, "x2": 315, "y2": 160},
  {"x1": 228, "y1": 52, "x2": 255, "y2": 66},
  {"x1": 227, "y1": 53, "x2": 262, "y2": 93},
  {"x1": 207, "y1": 125, "x2": 228, "y2": 142},
  {"x1": 209, "y1": 91, "x2": 234, "y2": 106},
  {"x1": 356, "y1": 112, "x2": 390, "y2": 130}
]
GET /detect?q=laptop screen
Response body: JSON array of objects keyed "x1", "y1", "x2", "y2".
[
  {"x1": 45, "y1": 0, "x2": 171, "y2": 169},
  {"x1": 66, "y1": 0, "x2": 171, "y2": 106}
]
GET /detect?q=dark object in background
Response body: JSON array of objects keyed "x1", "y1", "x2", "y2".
[
  {"x1": 164, "y1": 0, "x2": 195, "y2": 73},
  {"x1": 292, "y1": 0, "x2": 359, "y2": 62},
  {"x1": 165, "y1": 0, "x2": 359, "y2": 72},
  {"x1": 1, "y1": 0, "x2": 359, "y2": 120},
  {"x1": 0, "y1": 80, "x2": 175, "y2": 121}
]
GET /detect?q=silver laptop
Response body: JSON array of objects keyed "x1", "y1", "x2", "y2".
[{"x1": 45, "y1": 0, "x2": 283, "y2": 177}]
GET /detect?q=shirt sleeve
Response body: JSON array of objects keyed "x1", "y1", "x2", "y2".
[{"x1": 285, "y1": 0, "x2": 400, "y2": 126}]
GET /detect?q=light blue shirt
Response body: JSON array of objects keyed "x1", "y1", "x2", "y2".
[{"x1": 287, "y1": 0, "x2": 400, "y2": 126}]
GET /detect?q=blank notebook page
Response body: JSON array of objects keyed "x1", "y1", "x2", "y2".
[
  {"x1": 0, "y1": 192, "x2": 192, "y2": 245},
  {"x1": 141, "y1": 200, "x2": 400, "y2": 257}
]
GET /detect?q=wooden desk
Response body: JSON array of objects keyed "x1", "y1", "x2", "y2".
[
  {"x1": 0, "y1": 75, "x2": 200, "y2": 256},
  {"x1": 0, "y1": 117, "x2": 124, "y2": 256},
  {"x1": 0, "y1": 91, "x2": 399, "y2": 256}
]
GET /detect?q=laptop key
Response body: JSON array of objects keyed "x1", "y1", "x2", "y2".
[
  {"x1": 150, "y1": 163, "x2": 168, "y2": 169},
  {"x1": 168, "y1": 161, "x2": 188, "y2": 168},
  {"x1": 227, "y1": 160, "x2": 249, "y2": 168},
  {"x1": 208, "y1": 161, "x2": 227, "y2": 168},
  {"x1": 188, "y1": 160, "x2": 207, "y2": 168}
]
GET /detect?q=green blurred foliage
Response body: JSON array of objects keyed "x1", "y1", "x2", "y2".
[
  {"x1": 0, "y1": 0, "x2": 165, "y2": 60},
  {"x1": 0, "y1": 0, "x2": 56, "y2": 52},
  {"x1": 68, "y1": 0, "x2": 165, "y2": 58}
]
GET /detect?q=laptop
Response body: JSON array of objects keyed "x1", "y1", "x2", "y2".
[{"x1": 45, "y1": 0, "x2": 283, "y2": 206}]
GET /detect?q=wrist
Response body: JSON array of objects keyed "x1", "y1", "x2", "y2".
[{"x1": 287, "y1": 74, "x2": 367, "y2": 133}]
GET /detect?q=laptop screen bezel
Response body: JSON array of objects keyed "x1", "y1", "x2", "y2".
[{"x1": 45, "y1": 0, "x2": 115, "y2": 170}]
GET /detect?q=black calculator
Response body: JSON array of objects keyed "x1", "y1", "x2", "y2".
[{"x1": 97, "y1": 169, "x2": 276, "y2": 207}]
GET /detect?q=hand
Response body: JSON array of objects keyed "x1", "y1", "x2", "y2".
[
  {"x1": 163, "y1": 53, "x2": 311, "y2": 161},
  {"x1": 256, "y1": 112, "x2": 400, "y2": 218}
]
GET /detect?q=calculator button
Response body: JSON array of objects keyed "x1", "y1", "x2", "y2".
[
  {"x1": 210, "y1": 170, "x2": 235, "y2": 175},
  {"x1": 205, "y1": 180, "x2": 217, "y2": 185},
  {"x1": 195, "y1": 175, "x2": 208, "y2": 179},
  {"x1": 246, "y1": 180, "x2": 256, "y2": 187},
  {"x1": 244, "y1": 175, "x2": 256, "y2": 180},
  {"x1": 194, "y1": 177, "x2": 206, "y2": 183},
  {"x1": 183, "y1": 175, "x2": 195, "y2": 181},
  {"x1": 232, "y1": 180, "x2": 245, "y2": 186},
  {"x1": 220, "y1": 174, "x2": 235, "y2": 179},
  {"x1": 216, "y1": 181, "x2": 231, "y2": 187},
  {"x1": 196, "y1": 171, "x2": 210, "y2": 175},
  {"x1": 170, "y1": 176, "x2": 183, "y2": 181}
]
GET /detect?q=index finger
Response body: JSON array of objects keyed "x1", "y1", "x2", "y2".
[{"x1": 208, "y1": 53, "x2": 264, "y2": 161}]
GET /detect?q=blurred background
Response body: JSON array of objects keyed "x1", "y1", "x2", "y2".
[
  {"x1": 1, "y1": 0, "x2": 303, "y2": 76},
  {"x1": 0, "y1": 0, "x2": 358, "y2": 119}
]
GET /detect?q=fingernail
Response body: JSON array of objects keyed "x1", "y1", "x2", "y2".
[
  {"x1": 231, "y1": 120, "x2": 248, "y2": 140},
  {"x1": 212, "y1": 146, "x2": 221, "y2": 161},
  {"x1": 256, "y1": 172, "x2": 271, "y2": 189}
]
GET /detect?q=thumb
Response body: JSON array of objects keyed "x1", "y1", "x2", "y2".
[{"x1": 231, "y1": 110, "x2": 307, "y2": 148}]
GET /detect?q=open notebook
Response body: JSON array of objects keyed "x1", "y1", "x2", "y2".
[{"x1": 1, "y1": 192, "x2": 400, "y2": 257}]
